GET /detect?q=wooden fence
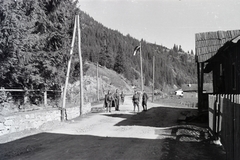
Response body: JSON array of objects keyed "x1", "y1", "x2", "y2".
[
  {"x1": 208, "y1": 94, "x2": 240, "y2": 160},
  {"x1": 0, "y1": 88, "x2": 102, "y2": 107},
  {"x1": 0, "y1": 88, "x2": 62, "y2": 106}
]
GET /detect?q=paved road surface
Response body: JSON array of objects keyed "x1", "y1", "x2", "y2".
[{"x1": 0, "y1": 96, "x2": 225, "y2": 160}]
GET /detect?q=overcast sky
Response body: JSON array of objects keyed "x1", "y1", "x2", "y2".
[{"x1": 78, "y1": 0, "x2": 240, "y2": 53}]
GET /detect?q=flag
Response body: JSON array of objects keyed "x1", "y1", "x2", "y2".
[{"x1": 133, "y1": 46, "x2": 140, "y2": 56}]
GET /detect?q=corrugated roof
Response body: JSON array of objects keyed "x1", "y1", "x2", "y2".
[{"x1": 195, "y1": 30, "x2": 240, "y2": 62}]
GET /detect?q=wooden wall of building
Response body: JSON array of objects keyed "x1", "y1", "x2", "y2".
[{"x1": 212, "y1": 42, "x2": 240, "y2": 94}]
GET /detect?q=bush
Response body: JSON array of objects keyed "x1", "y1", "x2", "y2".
[{"x1": 0, "y1": 91, "x2": 12, "y2": 104}]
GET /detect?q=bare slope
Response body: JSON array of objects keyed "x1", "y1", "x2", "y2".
[{"x1": 69, "y1": 62, "x2": 135, "y2": 104}]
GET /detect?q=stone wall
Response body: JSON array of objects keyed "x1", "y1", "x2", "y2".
[{"x1": 0, "y1": 103, "x2": 91, "y2": 136}]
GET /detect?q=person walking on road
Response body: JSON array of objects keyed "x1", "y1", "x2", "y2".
[
  {"x1": 114, "y1": 89, "x2": 120, "y2": 111},
  {"x1": 142, "y1": 90, "x2": 148, "y2": 111},
  {"x1": 132, "y1": 90, "x2": 140, "y2": 112},
  {"x1": 105, "y1": 90, "x2": 112, "y2": 112}
]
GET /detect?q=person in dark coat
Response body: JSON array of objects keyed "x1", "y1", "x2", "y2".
[
  {"x1": 114, "y1": 89, "x2": 120, "y2": 111},
  {"x1": 120, "y1": 91, "x2": 125, "y2": 104},
  {"x1": 132, "y1": 91, "x2": 140, "y2": 112},
  {"x1": 142, "y1": 90, "x2": 148, "y2": 111},
  {"x1": 105, "y1": 90, "x2": 112, "y2": 112}
]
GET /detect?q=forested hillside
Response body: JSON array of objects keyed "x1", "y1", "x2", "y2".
[
  {"x1": 0, "y1": 0, "x2": 203, "y2": 93},
  {"x1": 73, "y1": 10, "x2": 198, "y2": 90}
]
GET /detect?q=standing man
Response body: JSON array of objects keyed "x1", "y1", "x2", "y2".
[
  {"x1": 120, "y1": 91, "x2": 125, "y2": 104},
  {"x1": 114, "y1": 89, "x2": 120, "y2": 111},
  {"x1": 142, "y1": 90, "x2": 148, "y2": 111},
  {"x1": 105, "y1": 90, "x2": 112, "y2": 112},
  {"x1": 132, "y1": 90, "x2": 140, "y2": 112}
]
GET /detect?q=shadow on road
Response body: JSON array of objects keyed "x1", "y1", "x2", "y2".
[
  {"x1": 0, "y1": 131, "x2": 226, "y2": 160},
  {"x1": 160, "y1": 137, "x2": 226, "y2": 160},
  {"x1": 0, "y1": 132, "x2": 164, "y2": 160},
  {"x1": 103, "y1": 106, "x2": 202, "y2": 128},
  {"x1": 102, "y1": 106, "x2": 226, "y2": 160}
]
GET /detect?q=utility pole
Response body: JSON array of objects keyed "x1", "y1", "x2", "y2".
[
  {"x1": 97, "y1": 60, "x2": 99, "y2": 101},
  {"x1": 77, "y1": 15, "x2": 83, "y2": 115},
  {"x1": 62, "y1": 16, "x2": 77, "y2": 121},
  {"x1": 140, "y1": 42, "x2": 144, "y2": 93},
  {"x1": 152, "y1": 55, "x2": 155, "y2": 102}
]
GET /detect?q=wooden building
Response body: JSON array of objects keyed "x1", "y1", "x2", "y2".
[
  {"x1": 195, "y1": 30, "x2": 240, "y2": 111},
  {"x1": 196, "y1": 30, "x2": 240, "y2": 160},
  {"x1": 204, "y1": 35, "x2": 240, "y2": 93}
]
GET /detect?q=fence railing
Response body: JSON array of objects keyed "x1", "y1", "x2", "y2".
[
  {"x1": 0, "y1": 88, "x2": 103, "y2": 109},
  {"x1": 208, "y1": 94, "x2": 240, "y2": 160},
  {"x1": 0, "y1": 88, "x2": 62, "y2": 107}
]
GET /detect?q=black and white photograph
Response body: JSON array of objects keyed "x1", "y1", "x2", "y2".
[{"x1": 0, "y1": 0, "x2": 239, "y2": 159}]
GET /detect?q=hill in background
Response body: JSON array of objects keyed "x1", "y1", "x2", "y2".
[
  {"x1": 76, "y1": 10, "x2": 212, "y2": 91},
  {"x1": 0, "y1": 0, "x2": 212, "y2": 107}
]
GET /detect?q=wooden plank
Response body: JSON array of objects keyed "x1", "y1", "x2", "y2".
[
  {"x1": 208, "y1": 95, "x2": 215, "y2": 132},
  {"x1": 234, "y1": 96, "x2": 240, "y2": 160},
  {"x1": 225, "y1": 96, "x2": 234, "y2": 160},
  {"x1": 218, "y1": 95, "x2": 223, "y2": 133}
]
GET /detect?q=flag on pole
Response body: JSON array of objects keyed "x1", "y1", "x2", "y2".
[{"x1": 133, "y1": 46, "x2": 140, "y2": 56}]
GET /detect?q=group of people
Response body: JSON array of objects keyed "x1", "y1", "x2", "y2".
[
  {"x1": 104, "y1": 89, "x2": 125, "y2": 112},
  {"x1": 104, "y1": 89, "x2": 148, "y2": 113},
  {"x1": 132, "y1": 90, "x2": 148, "y2": 112}
]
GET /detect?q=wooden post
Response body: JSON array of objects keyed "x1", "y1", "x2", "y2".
[
  {"x1": 200, "y1": 62, "x2": 204, "y2": 111},
  {"x1": 197, "y1": 62, "x2": 205, "y2": 112},
  {"x1": 44, "y1": 90, "x2": 47, "y2": 106},
  {"x1": 61, "y1": 86, "x2": 64, "y2": 99},
  {"x1": 197, "y1": 62, "x2": 201, "y2": 112},
  {"x1": 77, "y1": 14, "x2": 83, "y2": 115},
  {"x1": 140, "y1": 42, "x2": 144, "y2": 93},
  {"x1": 152, "y1": 55, "x2": 155, "y2": 102},
  {"x1": 62, "y1": 16, "x2": 77, "y2": 121}
]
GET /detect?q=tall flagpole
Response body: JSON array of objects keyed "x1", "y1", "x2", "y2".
[{"x1": 140, "y1": 42, "x2": 144, "y2": 93}]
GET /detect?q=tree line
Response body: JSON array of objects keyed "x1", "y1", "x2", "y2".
[{"x1": 79, "y1": 11, "x2": 199, "y2": 89}]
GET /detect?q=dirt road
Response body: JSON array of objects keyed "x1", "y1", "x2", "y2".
[{"x1": 0, "y1": 96, "x2": 225, "y2": 160}]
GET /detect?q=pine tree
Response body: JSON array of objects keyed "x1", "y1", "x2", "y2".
[
  {"x1": 105, "y1": 46, "x2": 114, "y2": 69},
  {"x1": 114, "y1": 43, "x2": 125, "y2": 74},
  {"x1": 0, "y1": 0, "x2": 78, "y2": 90},
  {"x1": 178, "y1": 45, "x2": 183, "y2": 52},
  {"x1": 173, "y1": 44, "x2": 178, "y2": 52},
  {"x1": 191, "y1": 50, "x2": 194, "y2": 55}
]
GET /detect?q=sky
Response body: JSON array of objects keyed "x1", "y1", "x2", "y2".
[{"x1": 78, "y1": 0, "x2": 240, "y2": 53}]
